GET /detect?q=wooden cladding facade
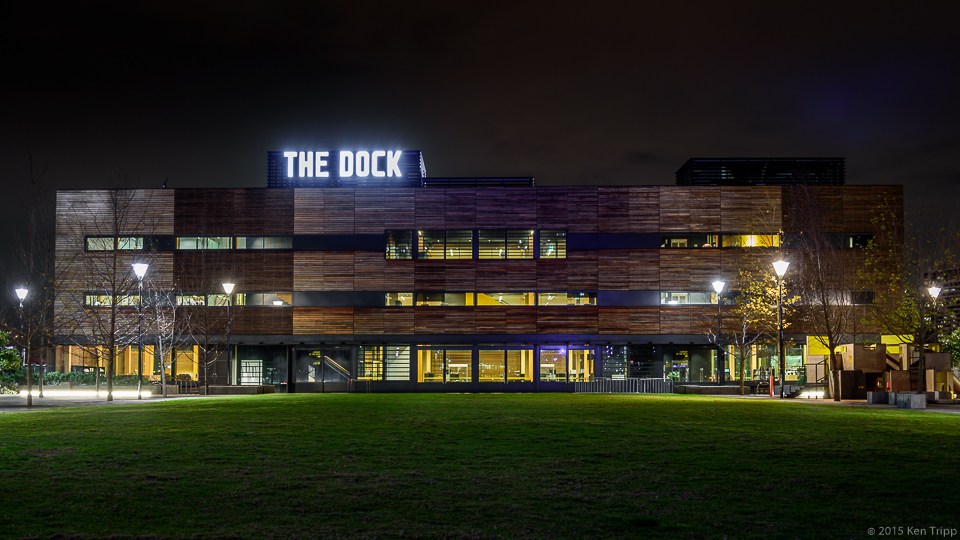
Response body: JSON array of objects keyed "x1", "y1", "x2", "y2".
[{"x1": 56, "y1": 185, "x2": 903, "y2": 340}]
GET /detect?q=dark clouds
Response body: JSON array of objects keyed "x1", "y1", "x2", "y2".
[{"x1": 2, "y1": 0, "x2": 959, "y2": 196}]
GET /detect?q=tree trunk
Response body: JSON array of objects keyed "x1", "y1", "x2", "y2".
[{"x1": 738, "y1": 350, "x2": 746, "y2": 395}]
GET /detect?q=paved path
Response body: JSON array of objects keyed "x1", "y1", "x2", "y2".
[
  {"x1": 0, "y1": 393, "x2": 217, "y2": 414},
  {"x1": 720, "y1": 394, "x2": 960, "y2": 415}
]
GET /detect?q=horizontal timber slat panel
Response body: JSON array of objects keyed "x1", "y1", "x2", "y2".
[{"x1": 721, "y1": 186, "x2": 781, "y2": 233}]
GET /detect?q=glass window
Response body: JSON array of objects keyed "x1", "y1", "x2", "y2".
[
  {"x1": 539, "y1": 347, "x2": 567, "y2": 382},
  {"x1": 415, "y1": 293, "x2": 475, "y2": 306},
  {"x1": 384, "y1": 292, "x2": 414, "y2": 306},
  {"x1": 418, "y1": 350, "x2": 444, "y2": 383},
  {"x1": 507, "y1": 349, "x2": 534, "y2": 382},
  {"x1": 236, "y1": 293, "x2": 293, "y2": 306},
  {"x1": 176, "y1": 237, "x2": 232, "y2": 250},
  {"x1": 476, "y1": 292, "x2": 536, "y2": 306},
  {"x1": 417, "y1": 230, "x2": 444, "y2": 259},
  {"x1": 721, "y1": 234, "x2": 780, "y2": 248},
  {"x1": 537, "y1": 292, "x2": 597, "y2": 306},
  {"x1": 478, "y1": 230, "x2": 506, "y2": 259},
  {"x1": 207, "y1": 294, "x2": 233, "y2": 307},
  {"x1": 358, "y1": 347, "x2": 384, "y2": 380},
  {"x1": 506, "y1": 230, "x2": 534, "y2": 259},
  {"x1": 851, "y1": 291, "x2": 875, "y2": 305},
  {"x1": 386, "y1": 230, "x2": 414, "y2": 259},
  {"x1": 568, "y1": 349, "x2": 595, "y2": 382},
  {"x1": 384, "y1": 345, "x2": 410, "y2": 381},
  {"x1": 660, "y1": 292, "x2": 718, "y2": 305},
  {"x1": 84, "y1": 294, "x2": 139, "y2": 306},
  {"x1": 176, "y1": 294, "x2": 206, "y2": 306},
  {"x1": 661, "y1": 234, "x2": 719, "y2": 248},
  {"x1": 479, "y1": 350, "x2": 505, "y2": 382},
  {"x1": 539, "y1": 230, "x2": 567, "y2": 258},
  {"x1": 86, "y1": 237, "x2": 143, "y2": 251},
  {"x1": 445, "y1": 230, "x2": 473, "y2": 259},
  {"x1": 602, "y1": 346, "x2": 627, "y2": 379},
  {"x1": 236, "y1": 236, "x2": 292, "y2": 249},
  {"x1": 418, "y1": 348, "x2": 472, "y2": 383}
]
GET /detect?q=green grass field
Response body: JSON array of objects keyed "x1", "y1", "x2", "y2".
[{"x1": 1, "y1": 394, "x2": 958, "y2": 539}]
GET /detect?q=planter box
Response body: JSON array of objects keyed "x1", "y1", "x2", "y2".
[
  {"x1": 866, "y1": 391, "x2": 888, "y2": 404},
  {"x1": 896, "y1": 393, "x2": 926, "y2": 410}
]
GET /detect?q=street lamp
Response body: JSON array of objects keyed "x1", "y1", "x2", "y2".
[
  {"x1": 712, "y1": 280, "x2": 725, "y2": 385},
  {"x1": 15, "y1": 288, "x2": 30, "y2": 407},
  {"x1": 772, "y1": 260, "x2": 790, "y2": 399},
  {"x1": 132, "y1": 263, "x2": 149, "y2": 400},
  {"x1": 222, "y1": 283, "x2": 235, "y2": 385}
]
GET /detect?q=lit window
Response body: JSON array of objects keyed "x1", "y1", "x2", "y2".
[
  {"x1": 415, "y1": 293, "x2": 475, "y2": 306},
  {"x1": 445, "y1": 230, "x2": 473, "y2": 259},
  {"x1": 176, "y1": 237, "x2": 232, "y2": 250},
  {"x1": 236, "y1": 236, "x2": 292, "y2": 249},
  {"x1": 84, "y1": 294, "x2": 140, "y2": 306},
  {"x1": 417, "y1": 230, "x2": 445, "y2": 259},
  {"x1": 236, "y1": 293, "x2": 292, "y2": 306},
  {"x1": 848, "y1": 234, "x2": 874, "y2": 248},
  {"x1": 478, "y1": 230, "x2": 506, "y2": 259},
  {"x1": 176, "y1": 294, "x2": 206, "y2": 306},
  {"x1": 506, "y1": 230, "x2": 534, "y2": 259},
  {"x1": 384, "y1": 293, "x2": 414, "y2": 306},
  {"x1": 386, "y1": 231, "x2": 414, "y2": 259},
  {"x1": 539, "y1": 230, "x2": 566, "y2": 258},
  {"x1": 659, "y1": 292, "x2": 718, "y2": 305},
  {"x1": 537, "y1": 292, "x2": 597, "y2": 306},
  {"x1": 476, "y1": 292, "x2": 536, "y2": 306},
  {"x1": 86, "y1": 237, "x2": 144, "y2": 251},
  {"x1": 661, "y1": 235, "x2": 719, "y2": 248},
  {"x1": 207, "y1": 294, "x2": 233, "y2": 307},
  {"x1": 721, "y1": 235, "x2": 780, "y2": 248}
]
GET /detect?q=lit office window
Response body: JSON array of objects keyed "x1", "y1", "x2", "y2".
[
  {"x1": 506, "y1": 349, "x2": 534, "y2": 382},
  {"x1": 659, "y1": 292, "x2": 718, "y2": 305},
  {"x1": 418, "y1": 348, "x2": 471, "y2": 383},
  {"x1": 539, "y1": 230, "x2": 566, "y2": 258},
  {"x1": 385, "y1": 230, "x2": 413, "y2": 259},
  {"x1": 86, "y1": 237, "x2": 144, "y2": 251},
  {"x1": 537, "y1": 292, "x2": 597, "y2": 306},
  {"x1": 417, "y1": 230, "x2": 445, "y2": 259},
  {"x1": 479, "y1": 350, "x2": 506, "y2": 382},
  {"x1": 661, "y1": 234, "x2": 719, "y2": 248},
  {"x1": 207, "y1": 294, "x2": 233, "y2": 307},
  {"x1": 848, "y1": 234, "x2": 874, "y2": 248},
  {"x1": 176, "y1": 237, "x2": 232, "y2": 250},
  {"x1": 476, "y1": 292, "x2": 536, "y2": 306},
  {"x1": 358, "y1": 345, "x2": 413, "y2": 382},
  {"x1": 445, "y1": 230, "x2": 473, "y2": 259},
  {"x1": 506, "y1": 230, "x2": 534, "y2": 259},
  {"x1": 236, "y1": 293, "x2": 292, "y2": 306},
  {"x1": 478, "y1": 230, "x2": 506, "y2": 259},
  {"x1": 358, "y1": 347, "x2": 384, "y2": 380},
  {"x1": 539, "y1": 347, "x2": 567, "y2": 382},
  {"x1": 84, "y1": 294, "x2": 139, "y2": 306},
  {"x1": 176, "y1": 294, "x2": 206, "y2": 306},
  {"x1": 415, "y1": 293, "x2": 475, "y2": 306},
  {"x1": 236, "y1": 236, "x2": 292, "y2": 249},
  {"x1": 384, "y1": 293, "x2": 414, "y2": 306},
  {"x1": 721, "y1": 234, "x2": 779, "y2": 248},
  {"x1": 568, "y1": 349, "x2": 595, "y2": 382}
]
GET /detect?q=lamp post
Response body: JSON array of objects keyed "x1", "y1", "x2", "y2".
[
  {"x1": 712, "y1": 280, "x2": 725, "y2": 385},
  {"x1": 15, "y1": 288, "x2": 30, "y2": 407},
  {"x1": 222, "y1": 283, "x2": 235, "y2": 385},
  {"x1": 772, "y1": 260, "x2": 790, "y2": 399},
  {"x1": 132, "y1": 263, "x2": 149, "y2": 400}
]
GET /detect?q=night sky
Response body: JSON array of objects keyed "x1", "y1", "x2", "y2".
[{"x1": 2, "y1": 1, "x2": 959, "y2": 205}]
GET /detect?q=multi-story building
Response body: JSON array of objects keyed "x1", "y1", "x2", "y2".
[{"x1": 52, "y1": 153, "x2": 902, "y2": 393}]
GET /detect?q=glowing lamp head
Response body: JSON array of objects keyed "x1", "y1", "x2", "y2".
[
  {"x1": 928, "y1": 286, "x2": 942, "y2": 300},
  {"x1": 15, "y1": 288, "x2": 27, "y2": 301},
  {"x1": 712, "y1": 281, "x2": 725, "y2": 293},
  {"x1": 222, "y1": 282, "x2": 235, "y2": 295},
  {"x1": 772, "y1": 260, "x2": 790, "y2": 277},
  {"x1": 272, "y1": 300, "x2": 284, "y2": 306},
  {"x1": 132, "y1": 263, "x2": 149, "y2": 280}
]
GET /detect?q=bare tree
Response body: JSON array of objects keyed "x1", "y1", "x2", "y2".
[
  {"x1": 787, "y1": 185, "x2": 854, "y2": 401},
  {"x1": 55, "y1": 188, "x2": 165, "y2": 401},
  {"x1": 143, "y1": 275, "x2": 189, "y2": 398}
]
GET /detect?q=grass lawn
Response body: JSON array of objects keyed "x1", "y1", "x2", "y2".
[{"x1": 1, "y1": 394, "x2": 958, "y2": 539}]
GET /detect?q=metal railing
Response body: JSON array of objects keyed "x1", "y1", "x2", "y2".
[{"x1": 573, "y1": 377, "x2": 674, "y2": 394}]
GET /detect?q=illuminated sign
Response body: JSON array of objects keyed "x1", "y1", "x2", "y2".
[
  {"x1": 266, "y1": 150, "x2": 425, "y2": 188},
  {"x1": 282, "y1": 150, "x2": 404, "y2": 178}
]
